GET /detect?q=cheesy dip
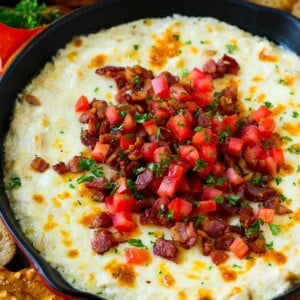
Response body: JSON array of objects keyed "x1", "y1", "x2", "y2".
[{"x1": 4, "y1": 15, "x2": 300, "y2": 300}]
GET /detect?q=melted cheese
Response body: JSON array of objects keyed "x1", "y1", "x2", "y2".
[{"x1": 4, "y1": 15, "x2": 300, "y2": 300}]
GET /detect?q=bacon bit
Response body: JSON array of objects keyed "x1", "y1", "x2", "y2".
[
  {"x1": 31, "y1": 156, "x2": 49, "y2": 172},
  {"x1": 23, "y1": 94, "x2": 41, "y2": 106},
  {"x1": 258, "y1": 48, "x2": 278, "y2": 62}
]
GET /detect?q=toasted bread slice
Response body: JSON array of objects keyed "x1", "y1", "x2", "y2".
[{"x1": 0, "y1": 219, "x2": 16, "y2": 266}]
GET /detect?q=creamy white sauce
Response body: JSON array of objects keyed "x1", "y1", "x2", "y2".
[{"x1": 4, "y1": 15, "x2": 300, "y2": 300}]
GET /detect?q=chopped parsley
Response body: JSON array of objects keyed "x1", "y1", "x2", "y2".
[
  {"x1": 133, "y1": 44, "x2": 139, "y2": 50},
  {"x1": 264, "y1": 101, "x2": 273, "y2": 108},
  {"x1": 226, "y1": 44, "x2": 237, "y2": 54},
  {"x1": 228, "y1": 194, "x2": 240, "y2": 206},
  {"x1": 128, "y1": 238, "x2": 148, "y2": 249},
  {"x1": 134, "y1": 111, "x2": 149, "y2": 123},
  {"x1": 266, "y1": 240, "x2": 274, "y2": 250},
  {"x1": 7, "y1": 176, "x2": 22, "y2": 190},
  {"x1": 269, "y1": 223, "x2": 281, "y2": 235},
  {"x1": 245, "y1": 218, "x2": 264, "y2": 237},
  {"x1": 275, "y1": 177, "x2": 282, "y2": 185},
  {"x1": 292, "y1": 111, "x2": 299, "y2": 118},
  {"x1": 287, "y1": 144, "x2": 300, "y2": 155},
  {"x1": 193, "y1": 159, "x2": 208, "y2": 172}
]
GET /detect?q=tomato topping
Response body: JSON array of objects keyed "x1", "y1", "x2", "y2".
[
  {"x1": 168, "y1": 198, "x2": 193, "y2": 221},
  {"x1": 198, "y1": 143, "x2": 218, "y2": 165},
  {"x1": 170, "y1": 84, "x2": 191, "y2": 102},
  {"x1": 122, "y1": 113, "x2": 136, "y2": 133},
  {"x1": 178, "y1": 145, "x2": 200, "y2": 167},
  {"x1": 230, "y1": 237, "x2": 249, "y2": 259},
  {"x1": 120, "y1": 134, "x2": 136, "y2": 150},
  {"x1": 257, "y1": 208, "x2": 275, "y2": 223},
  {"x1": 198, "y1": 200, "x2": 217, "y2": 212},
  {"x1": 143, "y1": 119, "x2": 158, "y2": 136},
  {"x1": 116, "y1": 177, "x2": 128, "y2": 194},
  {"x1": 258, "y1": 118, "x2": 275, "y2": 138},
  {"x1": 141, "y1": 143, "x2": 158, "y2": 163},
  {"x1": 225, "y1": 167, "x2": 244, "y2": 186},
  {"x1": 110, "y1": 193, "x2": 136, "y2": 213},
  {"x1": 91, "y1": 143, "x2": 110, "y2": 163},
  {"x1": 227, "y1": 137, "x2": 244, "y2": 156},
  {"x1": 191, "y1": 91, "x2": 214, "y2": 108},
  {"x1": 265, "y1": 156, "x2": 277, "y2": 175},
  {"x1": 153, "y1": 146, "x2": 171, "y2": 164},
  {"x1": 75, "y1": 95, "x2": 90, "y2": 113},
  {"x1": 269, "y1": 148, "x2": 284, "y2": 167},
  {"x1": 124, "y1": 248, "x2": 151, "y2": 265},
  {"x1": 112, "y1": 211, "x2": 136, "y2": 232},
  {"x1": 202, "y1": 186, "x2": 223, "y2": 200},
  {"x1": 188, "y1": 68, "x2": 213, "y2": 92},
  {"x1": 241, "y1": 125, "x2": 261, "y2": 147},
  {"x1": 105, "y1": 105, "x2": 122, "y2": 126},
  {"x1": 152, "y1": 74, "x2": 169, "y2": 98},
  {"x1": 157, "y1": 176, "x2": 179, "y2": 198},
  {"x1": 251, "y1": 104, "x2": 272, "y2": 123},
  {"x1": 167, "y1": 164, "x2": 185, "y2": 181},
  {"x1": 192, "y1": 128, "x2": 213, "y2": 146},
  {"x1": 169, "y1": 114, "x2": 193, "y2": 142}
]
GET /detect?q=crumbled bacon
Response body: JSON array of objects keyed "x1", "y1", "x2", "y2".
[{"x1": 31, "y1": 156, "x2": 49, "y2": 172}]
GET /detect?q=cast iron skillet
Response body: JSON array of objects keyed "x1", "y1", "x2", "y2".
[{"x1": 1, "y1": 0, "x2": 300, "y2": 299}]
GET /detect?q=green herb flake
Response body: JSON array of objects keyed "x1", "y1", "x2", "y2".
[
  {"x1": 228, "y1": 194, "x2": 240, "y2": 206},
  {"x1": 232, "y1": 264, "x2": 242, "y2": 269},
  {"x1": 7, "y1": 176, "x2": 22, "y2": 190},
  {"x1": 264, "y1": 101, "x2": 273, "y2": 108},
  {"x1": 292, "y1": 111, "x2": 299, "y2": 118},
  {"x1": 275, "y1": 177, "x2": 282, "y2": 185},
  {"x1": 172, "y1": 34, "x2": 180, "y2": 41},
  {"x1": 185, "y1": 40, "x2": 192, "y2": 45},
  {"x1": 287, "y1": 145, "x2": 300, "y2": 155},
  {"x1": 278, "y1": 78, "x2": 288, "y2": 85},
  {"x1": 266, "y1": 241, "x2": 274, "y2": 250},
  {"x1": 269, "y1": 223, "x2": 281, "y2": 235},
  {"x1": 181, "y1": 68, "x2": 189, "y2": 79},
  {"x1": 282, "y1": 136, "x2": 293, "y2": 142},
  {"x1": 133, "y1": 44, "x2": 139, "y2": 50},
  {"x1": 135, "y1": 111, "x2": 149, "y2": 123},
  {"x1": 192, "y1": 159, "x2": 208, "y2": 172},
  {"x1": 226, "y1": 44, "x2": 237, "y2": 54},
  {"x1": 94, "y1": 86, "x2": 99, "y2": 93},
  {"x1": 245, "y1": 218, "x2": 264, "y2": 237},
  {"x1": 128, "y1": 238, "x2": 148, "y2": 249}
]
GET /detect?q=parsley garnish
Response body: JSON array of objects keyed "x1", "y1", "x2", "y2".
[
  {"x1": 133, "y1": 44, "x2": 139, "y2": 50},
  {"x1": 228, "y1": 194, "x2": 240, "y2": 206},
  {"x1": 266, "y1": 240, "x2": 274, "y2": 250},
  {"x1": 226, "y1": 44, "x2": 237, "y2": 54},
  {"x1": 134, "y1": 111, "x2": 149, "y2": 123},
  {"x1": 275, "y1": 177, "x2": 282, "y2": 185},
  {"x1": 269, "y1": 223, "x2": 281, "y2": 235},
  {"x1": 245, "y1": 218, "x2": 264, "y2": 237},
  {"x1": 287, "y1": 144, "x2": 300, "y2": 155},
  {"x1": 7, "y1": 176, "x2": 22, "y2": 190},
  {"x1": 282, "y1": 136, "x2": 293, "y2": 142},
  {"x1": 292, "y1": 111, "x2": 299, "y2": 118},
  {"x1": 126, "y1": 178, "x2": 144, "y2": 200},
  {"x1": 193, "y1": 159, "x2": 208, "y2": 172},
  {"x1": 128, "y1": 239, "x2": 148, "y2": 249},
  {"x1": 264, "y1": 101, "x2": 273, "y2": 108}
]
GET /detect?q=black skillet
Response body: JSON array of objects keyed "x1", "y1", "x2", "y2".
[{"x1": 0, "y1": 0, "x2": 300, "y2": 299}]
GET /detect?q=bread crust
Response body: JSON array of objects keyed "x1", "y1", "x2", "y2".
[{"x1": 0, "y1": 219, "x2": 16, "y2": 266}]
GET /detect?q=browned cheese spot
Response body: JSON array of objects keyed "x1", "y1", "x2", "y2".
[
  {"x1": 32, "y1": 194, "x2": 44, "y2": 204},
  {"x1": 294, "y1": 208, "x2": 300, "y2": 222},
  {"x1": 79, "y1": 210, "x2": 101, "y2": 227},
  {"x1": 264, "y1": 250, "x2": 287, "y2": 265},
  {"x1": 67, "y1": 249, "x2": 79, "y2": 258},
  {"x1": 43, "y1": 214, "x2": 58, "y2": 231},
  {"x1": 178, "y1": 290, "x2": 188, "y2": 300},
  {"x1": 219, "y1": 265, "x2": 237, "y2": 282},
  {"x1": 272, "y1": 103, "x2": 286, "y2": 117},
  {"x1": 283, "y1": 122, "x2": 300, "y2": 136},
  {"x1": 89, "y1": 54, "x2": 107, "y2": 69},
  {"x1": 72, "y1": 38, "x2": 83, "y2": 47},
  {"x1": 286, "y1": 272, "x2": 300, "y2": 285},
  {"x1": 197, "y1": 288, "x2": 213, "y2": 300},
  {"x1": 22, "y1": 94, "x2": 41, "y2": 106},
  {"x1": 60, "y1": 230, "x2": 72, "y2": 248},
  {"x1": 105, "y1": 260, "x2": 136, "y2": 287},
  {"x1": 258, "y1": 48, "x2": 278, "y2": 62},
  {"x1": 252, "y1": 75, "x2": 264, "y2": 82},
  {"x1": 67, "y1": 51, "x2": 78, "y2": 63},
  {"x1": 149, "y1": 27, "x2": 182, "y2": 69}
]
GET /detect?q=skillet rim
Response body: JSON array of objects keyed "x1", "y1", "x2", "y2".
[{"x1": 0, "y1": 0, "x2": 299, "y2": 299}]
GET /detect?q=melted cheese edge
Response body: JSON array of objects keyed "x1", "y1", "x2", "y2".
[{"x1": 4, "y1": 15, "x2": 300, "y2": 300}]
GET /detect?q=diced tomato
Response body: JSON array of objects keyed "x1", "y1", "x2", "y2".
[
  {"x1": 251, "y1": 105, "x2": 272, "y2": 123},
  {"x1": 257, "y1": 208, "x2": 275, "y2": 223},
  {"x1": 223, "y1": 114, "x2": 238, "y2": 133},
  {"x1": 105, "y1": 105, "x2": 122, "y2": 126},
  {"x1": 157, "y1": 176, "x2": 179, "y2": 198},
  {"x1": 241, "y1": 125, "x2": 260, "y2": 147},
  {"x1": 143, "y1": 119, "x2": 158, "y2": 136},
  {"x1": 149, "y1": 177, "x2": 163, "y2": 193},
  {"x1": 124, "y1": 248, "x2": 151, "y2": 265},
  {"x1": 198, "y1": 200, "x2": 217, "y2": 212},
  {"x1": 141, "y1": 143, "x2": 158, "y2": 162},
  {"x1": 191, "y1": 91, "x2": 214, "y2": 108},
  {"x1": 212, "y1": 161, "x2": 226, "y2": 177},
  {"x1": 116, "y1": 177, "x2": 128, "y2": 194},
  {"x1": 110, "y1": 193, "x2": 136, "y2": 213},
  {"x1": 152, "y1": 74, "x2": 169, "y2": 98},
  {"x1": 225, "y1": 167, "x2": 244, "y2": 186},
  {"x1": 75, "y1": 95, "x2": 90, "y2": 113},
  {"x1": 188, "y1": 68, "x2": 213, "y2": 92},
  {"x1": 230, "y1": 237, "x2": 249, "y2": 259},
  {"x1": 269, "y1": 148, "x2": 284, "y2": 167},
  {"x1": 258, "y1": 118, "x2": 275, "y2": 138},
  {"x1": 112, "y1": 211, "x2": 135, "y2": 232},
  {"x1": 169, "y1": 84, "x2": 191, "y2": 101},
  {"x1": 168, "y1": 164, "x2": 185, "y2": 181},
  {"x1": 169, "y1": 114, "x2": 193, "y2": 142},
  {"x1": 227, "y1": 137, "x2": 244, "y2": 156},
  {"x1": 202, "y1": 186, "x2": 223, "y2": 200},
  {"x1": 265, "y1": 156, "x2": 277, "y2": 175},
  {"x1": 178, "y1": 145, "x2": 200, "y2": 167},
  {"x1": 153, "y1": 108, "x2": 170, "y2": 125},
  {"x1": 153, "y1": 146, "x2": 171, "y2": 164},
  {"x1": 168, "y1": 198, "x2": 193, "y2": 221},
  {"x1": 122, "y1": 113, "x2": 136, "y2": 133},
  {"x1": 153, "y1": 197, "x2": 170, "y2": 212},
  {"x1": 120, "y1": 134, "x2": 136, "y2": 150},
  {"x1": 192, "y1": 128, "x2": 213, "y2": 146},
  {"x1": 105, "y1": 196, "x2": 114, "y2": 213},
  {"x1": 198, "y1": 143, "x2": 218, "y2": 165},
  {"x1": 211, "y1": 115, "x2": 225, "y2": 134},
  {"x1": 91, "y1": 143, "x2": 110, "y2": 163},
  {"x1": 251, "y1": 145, "x2": 268, "y2": 160},
  {"x1": 197, "y1": 165, "x2": 212, "y2": 177}
]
